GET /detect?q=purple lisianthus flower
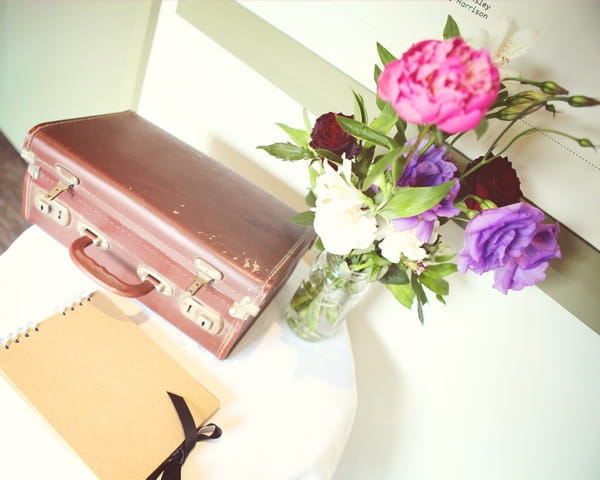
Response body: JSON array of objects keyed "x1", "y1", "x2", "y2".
[
  {"x1": 493, "y1": 222, "x2": 561, "y2": 294},
  {"x1": 458, "y1": 202, "x2": 561, "y2": 293},
  {"x1": 397, "y1": 140, "x2": 461, "y2": 218},
  {"x1": 392, "y1": 216, "x2": 436, "y2": 244},
  {"x1": 392, "y1": 140, "x2": 460, "y2": 241},
  {"x1": 458, "y1": 203, "x2": 543, "y2": 274}
]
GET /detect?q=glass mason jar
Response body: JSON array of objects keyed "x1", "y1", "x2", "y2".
[{"x1": 285, "y1": 251, "x2": 372, "y2": 341}]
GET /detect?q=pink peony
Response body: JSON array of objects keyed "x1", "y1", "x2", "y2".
[{"x1": 378, "y1": 38, "x2": 500, "y2": 134}]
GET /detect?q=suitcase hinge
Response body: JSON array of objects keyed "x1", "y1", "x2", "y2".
[
  {"x1": 21, "y1": 149, "x2": 36, "y2": 165},
  {"x1": 21, "y1": 150, "x2": 40, "y2": 179},
  {"x1": 229, "y1": 297, "x2": 260, "y2": 320}
]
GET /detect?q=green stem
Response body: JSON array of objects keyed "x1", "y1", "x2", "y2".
[
  {"x1": 418, "y1": 134, "x2": 436, "y2": 156},
  {"x1": 448, "y1": 131, "x2": 466, "y2": 147},
  {"x1": 459, "y1": 152, "x2": 504, "y2": 180},
  {"x1": 479, "y1": 95, "x2": 568, "y2": 164},
  {"x1": 406, "y1": 124, "x2": 432, "y2": 160},
  {"x1": 495, "y1": 127, "x2": 594, "y2": 156}
]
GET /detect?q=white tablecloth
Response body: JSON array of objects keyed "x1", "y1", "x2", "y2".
[{"x1": 0, "y1": 226, "x2": 356, "y2": 479}]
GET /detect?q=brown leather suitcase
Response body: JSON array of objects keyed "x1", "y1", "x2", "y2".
[{"x1": 20, "y1": 111, "x2": 314, "y2": 359}]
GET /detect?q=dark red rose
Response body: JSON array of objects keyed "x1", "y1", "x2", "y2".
[
  {"x1": 461, "y1": 154, "x2": 522, "y2": 211},
  {"x1": 309, "y1": 112, "x2": 361, "y2": 159}
]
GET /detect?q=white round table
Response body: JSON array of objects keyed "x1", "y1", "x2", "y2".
[{"x1": 0, "y1": 226, "x2": 356, "y2": 479}]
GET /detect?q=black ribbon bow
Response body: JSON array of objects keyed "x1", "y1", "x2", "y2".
[{"x1": 146, "y1": 392, "x2": 221, "y2": 480}]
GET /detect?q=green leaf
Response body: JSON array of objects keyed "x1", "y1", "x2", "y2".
[
  {"x1": 314, "y1": 148, "x2": 343, "y2": 166},
  {"x1": 276, "y1": 122, "x2": 310, "y2": 148},
  {"x1": 352, "y1": 90, "x2": 368, "y2": 124},
  {"x1": 545, "y1": 103, "x2": 558, "y2": 115},
  {"x1": 353, "y1": 145, "x2": 376, "y2": 181},
  {"x1": 369, "y1": 102, "x2": 399, "y2": 135},
  {"x1": 302, "y1": 107, "x2": 312, "y2": 131},
  {"x1": 288, "y1": 210, "x2": 315, "y2": 226},
  {"x1": 374, "y1": 64, "x2": 382, "y2": 85},
  {"x1": 431, "y1": 253, "x2": 456, "y2": 263},
  {"x1": 314, "y1": 237, "x2": 325, "y2": 252},
  {"x1": 376, "y1": 42, "x2": 397, "y2": 66},
  {"x1": 411, "y1": 277, "x2": 428, "y2": 324},
  {"x1": 443, "y1": 15, "x2": 461, "y2": 39},
  {"x1": 411, "y1": 274, "x2": 428, "y2": 306},
  {"x1": 386, "y1": 283, "x2": 415, "y2": 309},
  {"x1": 420, "y1": 274, "x2": 449, "y2": 296},
  {"x1": 362, "y1": 146, "x2": 406, "y2": 190},
  {"x1": 257, "y1": 143, "x2": 310, "y2": 161},
  {"x1": 381, "y1": 181, "x2": 455, "y2": 218},
  {"x1": 380, "y1": 264, "x2": 409, "y2": 285},
  {"x1": 416, "y1": 297, "x2": 425, "y2": 324},
  {"x1": 305, "y1": 189, "x2": 316, "y2": 208},
  {"x1": 393, "y1": 118, "x2": 408, "y2": 146},
  {"x1": 391, "y1": 158, "x2": 403, "y2": 186},
  {"x1": 336, "y1": 116, "x2": 398, "y2": 149},
  {"x1": 423, "y1": 263, "x2": 458, "y2": 279},
  {"x1": 307, "y1": 164, "x2": 320, "y2": 189},
  {"x1": 474, "y1": 118, "x2": 489, "y2": 140}
]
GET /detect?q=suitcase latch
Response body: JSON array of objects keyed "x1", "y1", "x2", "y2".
[
  {"x1": 185, "y1": 257, "x2": 223, "y2": 296},
  {"x1": 45, "y1": 181, "x2": 71, "y2": 201},
  {"x1": 46, "y1": 165, "x2": 80, "y2": 201}
]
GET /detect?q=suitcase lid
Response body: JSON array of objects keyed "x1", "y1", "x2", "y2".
[{"x1": 23, "y1": 111, "x2": 314, "y2": 313}]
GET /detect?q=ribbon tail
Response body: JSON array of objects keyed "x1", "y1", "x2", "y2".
[{"x1": 146, "y1": 392, "x2": 221, "y2": 480}]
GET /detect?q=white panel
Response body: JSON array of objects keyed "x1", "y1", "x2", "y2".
[{"x1": 240, "y1": 0, "x2": 600, "y2": 249}]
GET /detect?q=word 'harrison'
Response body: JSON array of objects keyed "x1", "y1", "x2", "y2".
[{"x1": 450, "y1": 0, "x2": 492, "y2": 20}]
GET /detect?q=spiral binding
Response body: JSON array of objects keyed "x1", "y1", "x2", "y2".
[
  {"x1": 56, "y1": 291, "x2": 94, "y2": 317},
  {"x1": 0, "y1": 291, "x2": 95, "y2": 350},
  {"x1": 0, "y1": 322, "x2": 40, "y2": 349}
]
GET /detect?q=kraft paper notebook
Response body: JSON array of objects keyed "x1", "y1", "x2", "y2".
[{"x1": 0, "y1": 291, "x2": 220, "y2": 480}]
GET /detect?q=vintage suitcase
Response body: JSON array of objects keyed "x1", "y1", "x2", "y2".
[{"x1": 20, "y1": 111, "x2": 314, "y2": 359}]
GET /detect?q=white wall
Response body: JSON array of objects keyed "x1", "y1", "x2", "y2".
[
  {"x1": 138, "y1": 2, "x2": 600, "y2": 479},
  {"x1": 0, "y1": 0, "x2": 159, "y2": 148}
]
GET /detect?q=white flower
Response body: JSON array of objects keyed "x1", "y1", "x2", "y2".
[
  {"x1": 314, "y1": 204, "x2": 377, "y2": 255},
  {"x1": 377, "y1": 224, "x2": 427, "y2": 263},
  {"x1": 313, "y1": 161, "x2": 360, "y2": 210},
  {"x1": 471, "y1": 16, "x2": 537, "y2": 78},
  {"x1": 312, "y1": 164, "x2": 376, "y2": 255}
]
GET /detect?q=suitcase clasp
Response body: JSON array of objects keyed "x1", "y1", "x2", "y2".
[
  {"x1": 46, "y1": 165, "x2": 80, "y2": 201},
  {"x1": 185, "y1": 258, "x2": 223, "y2": 296},
  {"x1": 45, "y1": 181, "x2": 71, "y2": 201}
]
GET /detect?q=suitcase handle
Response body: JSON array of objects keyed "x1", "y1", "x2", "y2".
[{"x1": 69, "y1": 234, "x2": 155, "y2": 298}]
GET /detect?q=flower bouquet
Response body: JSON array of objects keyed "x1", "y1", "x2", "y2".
[{"x1": 259, "y1": 16, "x2": 599, "y2": 340}]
